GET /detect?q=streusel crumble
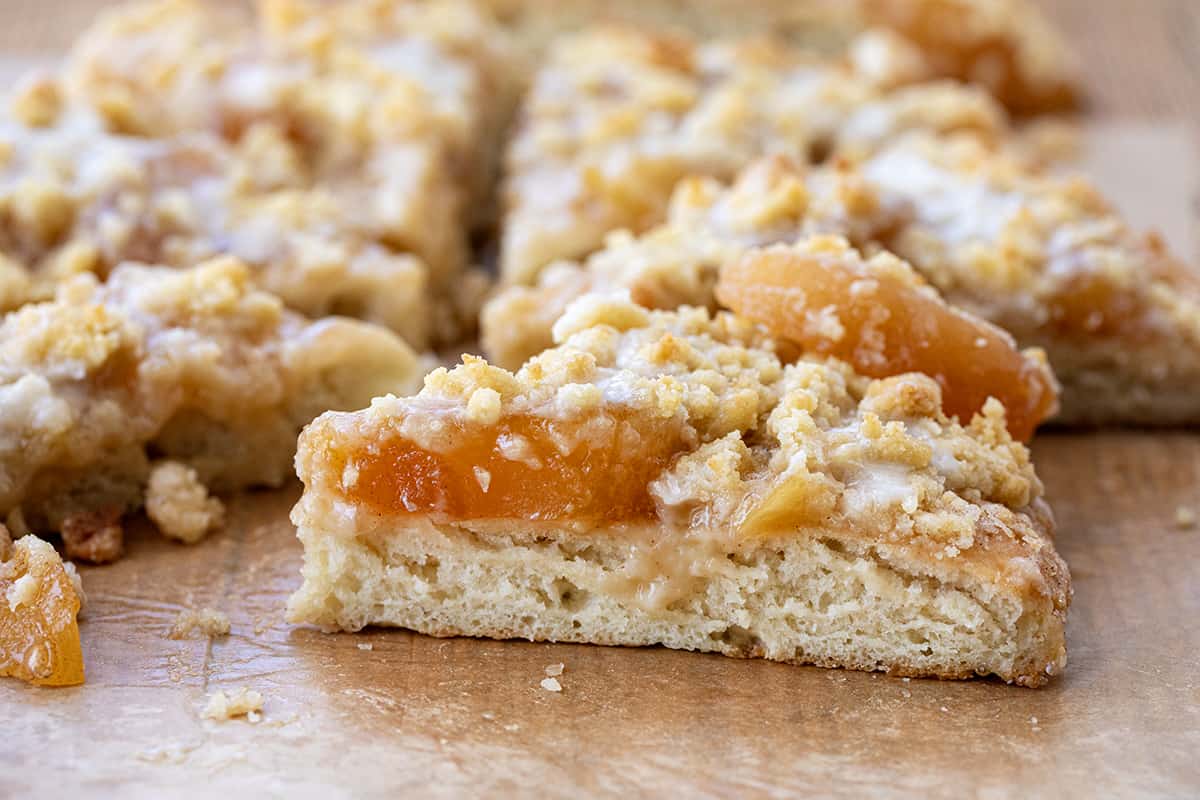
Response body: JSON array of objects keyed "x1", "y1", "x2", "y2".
[{"x1": 499, "y1": 25, "x2": 1008, "y2": 285}]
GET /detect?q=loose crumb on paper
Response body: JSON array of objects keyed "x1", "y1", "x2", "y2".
[
  {"x1": 146, "y1": 461, "x2": 225, "y2": 544},
  {"x1": 539, "y1": 677, "x2": 562, "y2": 693},
  {"x1": 357, "y1": 642, "x2": 374, "y2": 651},
  {"x1": 170, "y1": 607, "x2": 231, "y2": 640},
  {"x1": 544, "y1": 662, "x2": 564, "y2": 677},
  {"x1": 202, "y1": 688, "x2": 264, "y2": 722},
  {"x1": 1174, "y1": 506, "x2": 1196, "y2": 529}
]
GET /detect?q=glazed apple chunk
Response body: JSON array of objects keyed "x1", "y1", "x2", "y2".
[
  {"x1": 716, "y1": 239, "x2": 1058, "y2": 442},
  {"x1": 290, "y1": 295, "x2": 1070, "y2": 685},
  {"x1": 0, "y1": 533, "x2": 85, "y2": 687}
]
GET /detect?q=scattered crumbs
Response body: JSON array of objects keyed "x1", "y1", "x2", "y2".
[
  {"x1": 900, "y1": 689, "x2": 912, "y2": 698},
  {"x1": 901, "y1": 677, "x2": 910, "y2": 683},
  {"x1": 170, "y1": 607, "x2": 231, "y2": 640},
  {"x1": 544, "y1": 662, "x2": 565, "y2": 677},
  {"x1": 1175, "y1": 506, "x2": 1196, "y2": 529},
  {"x1": 540, "y1": 677, "x2": 563, "y2": 693},
  {"x1": 357, "y1": 642, "x2": 374, "y2": 651},
  {"x1": 481, "y1": 711, "x2": 496, "y2": 721},
  {"x1": 1030, "y1": 716, "x2": 1038, "y2": 725},
  {"x1": 940, "y1": 706, "x2": 949, "y2": 713},
  {"x1": 202, "y1": 687, "x2": 264, "y2": 721},
  {"x1": 503, "y1": 723, "x2": 520, "y2": 732},
  {"x1": 136, "y1": 741, "x2": 201, "y2": 764}
]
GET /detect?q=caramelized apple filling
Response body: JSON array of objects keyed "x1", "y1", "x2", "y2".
[
  {"x1": 0, "y1": 535, "x2": 85, "y2": 687},
  {"x1": 716, "y1": 241, "x2": 1058, "y2": 441},
  {"x1": 339, "y1": 410, "x2": 688, "y2": 522}
]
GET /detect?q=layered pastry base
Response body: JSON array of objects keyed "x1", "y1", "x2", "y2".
[
  {"x1": 486, "y1": 139, "x2": 1200, "y2": 424},
  {"x1": 288, "y1": 280, "x2": 1069, "y2": 685},
  {"x1": 499, "y1": 25, "x2": 1010, "y2": 284},
  {"x1": 0, "y1": 257, "x2": 422, "y2": 561}
]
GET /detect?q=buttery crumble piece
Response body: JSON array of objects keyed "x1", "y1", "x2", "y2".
[
  {"x1": 60, "y1": 509, "x2": 124, "y2": 565},
  {"x1": 544, "y1": 663, "x2": 565, "y2": 677},
  {"x1": 289, "y1": 295, "x2": 1069, "y2": 686},
  {"x1": 1174, "y1": 507, "x2": 1196, "y2": 530},
  {"x1": 202, "y1": 687, "x2": 264, "y2": 722},
  {"x1": 0, "y1": 257, "x2": 421, "y2": 553},
  {"x1": 539, "y1": 677, "x2": 563, "y2": 693},
  {"x1": 169, "y1": 607, "x2": 231, "y2": 640},
  {"x1": 146, "y1": 462, "x2": 225, "y2": 545}
]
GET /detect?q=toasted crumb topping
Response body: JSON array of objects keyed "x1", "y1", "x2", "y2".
[
  {"x1": 500, "y1": 25, "x2": 1007, "y2": 284},
  {"x1": 0, "y1": 0, "x2": 519, "y2": 347},
  {"x1": 169, "y1": 607, "x2": 231, "y2": 640}
]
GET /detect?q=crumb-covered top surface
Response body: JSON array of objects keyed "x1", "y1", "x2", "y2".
[{"x1": 500, "y1": 24, "x2": 1007, "y2": 283}]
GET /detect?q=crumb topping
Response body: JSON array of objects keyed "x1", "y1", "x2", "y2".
[
  {"x1": 146, "y1": 461, "x2": 225, "y2": 545},
  {"x1": 500, "y1": 25, "x2": 1007, "y2": 283}
]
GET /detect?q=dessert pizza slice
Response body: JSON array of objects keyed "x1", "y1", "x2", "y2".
[
  {"x1": 0, "y1": 256, "x2": 422, "y2": 562},
  {"x1": 499, "y1": 25, "x2": 1008, "y2": 285},
  {"x1": 289, "y1": 281, "x2": 1068, "y2": 685}
]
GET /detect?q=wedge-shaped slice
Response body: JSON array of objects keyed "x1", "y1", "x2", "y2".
[
  {"x1": 0, "y1": 256, "x2": 421, "y2": 558},
  {"x1": 1, "y1": 534, "x2": 84, "y2": 687},
  {"x1": 499, "y1": 25, "x2": 1007, "y2": 285},
  {"x1": 289, "y1": 295, "x2": 1070, "y2": 686},
  {"x1": 853, "y1": 134, "x2": 1200, "y2": 425}
]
